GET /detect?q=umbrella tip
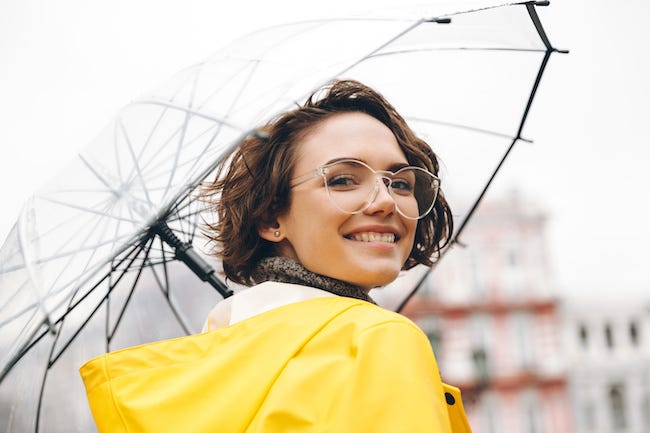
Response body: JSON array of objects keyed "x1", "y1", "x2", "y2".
[
  {"x1": 425, "y1": 17, "x2": 451, "y2": 24},
  {"x1": 534, "y1": 1, "x2": 550, "y2": 6}
]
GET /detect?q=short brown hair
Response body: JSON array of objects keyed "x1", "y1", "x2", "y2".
[{"x1": 202, "y1": 80, "x2": 453, "y2": 285}]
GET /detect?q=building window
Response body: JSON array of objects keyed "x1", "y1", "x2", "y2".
[
  {"x1": 629, "y1": 320, "x2": 639, "y2": 346},
  {"x1": 481, "y1": 393, "x2": 499, "y2": 433},
  {"x1": 604, "y1": 323, "x2": 614, "y2": 349},
  {"x1": 578, "y1": 323, "x2": 589, "y2": 348},
  {"x1": 469, "y1": 251, "x2": 486, "y2": 299},
  {"x1": 642, "y1": 394, "x2": 650, "y2": 432},
  {"x1": 507, "y1": 249, "x2": 518, "y2": 267},
  {"x1": 608, "y1": 383, "x2": 627, "y2": 430},
  {"x1": 523, "y1": 391, "x2": 543, "y2": 433},
  {"x1": 511, "y1": 312, "x2": 533, "y2": 369},
  {"x1": 470, "y1": 313, "x2": 491, "y2": 378},
  {"x1": 582, "y1": 401, "x2": 596, "y2": 431}
]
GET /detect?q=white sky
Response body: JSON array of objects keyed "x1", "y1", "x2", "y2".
[{"x1": 0, "y1": 0, "x2": 648, "y2": 300}]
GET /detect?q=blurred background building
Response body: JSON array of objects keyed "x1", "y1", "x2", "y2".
[
  {"x1": 563, "y1": 297, "x2": 650, "y2": 433},
  {"x1": 402, "y1": 192, "x2": 571, "y2": 433}
]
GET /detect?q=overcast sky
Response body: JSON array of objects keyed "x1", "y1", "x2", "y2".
[{"x1": 1, "y1": 0, "x2": 648, "y2": 300}]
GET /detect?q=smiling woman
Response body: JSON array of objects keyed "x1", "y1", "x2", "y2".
[{"x1": 79, "y1": 80, "x2": 467, "y2": 433}]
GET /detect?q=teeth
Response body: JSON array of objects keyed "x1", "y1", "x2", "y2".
[{"x1": 349, "y1": 232, "x2": 396, "y2": 243}]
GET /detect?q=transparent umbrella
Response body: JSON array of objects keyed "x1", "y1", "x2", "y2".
[{"x1": 0, "y1": 2, "x2": 565, "y2": 432}]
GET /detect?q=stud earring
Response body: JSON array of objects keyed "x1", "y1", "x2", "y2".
[{"x1": 273, "y1": 230, "x2": 281, "y2": 237}]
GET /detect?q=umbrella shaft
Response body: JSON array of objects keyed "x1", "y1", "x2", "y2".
[{"x1": 151, "y1": 222, "x2": 233, "y2": 298}]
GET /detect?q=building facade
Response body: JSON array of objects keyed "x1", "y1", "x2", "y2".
[
  {"x1": 564, "y1": 297, "x2": 650, "y2": 433},
  {"x1": 401, "y1": 194, "x2": 571, "y2": 433}
]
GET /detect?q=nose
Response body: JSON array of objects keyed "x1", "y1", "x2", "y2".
[{"x1": 363, "y1": 177, "x2": 396, "y2": 216}]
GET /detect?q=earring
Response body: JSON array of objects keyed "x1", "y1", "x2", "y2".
[{"x1": 273, "y1": 230, "x2": 281, "y2": 237}]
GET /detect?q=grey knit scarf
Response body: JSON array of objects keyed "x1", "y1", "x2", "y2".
[{"x1": 251, "y1": 257, "x2": 375, "y2": 304}]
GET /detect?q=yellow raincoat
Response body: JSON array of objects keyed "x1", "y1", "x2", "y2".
[{"x1": 80, "y1": 296, "x2": 471, "y2": 433}]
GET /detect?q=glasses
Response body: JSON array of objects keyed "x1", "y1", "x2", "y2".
[{"x1": 290, "y1": 159, "x2": 440, "y2": 220}]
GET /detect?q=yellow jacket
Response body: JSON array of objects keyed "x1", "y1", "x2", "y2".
[{"x1": 81, "y1": 296, "x2": 471, "y2": 433}]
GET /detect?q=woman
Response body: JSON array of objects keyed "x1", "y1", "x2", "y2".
[{"x1": 80, "y1": 80, "x2": 471, "y2": 433}]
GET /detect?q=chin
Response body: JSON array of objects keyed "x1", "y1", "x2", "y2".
[{"x1": 345, "y1": 267, "x2": 401, "y2": 289}]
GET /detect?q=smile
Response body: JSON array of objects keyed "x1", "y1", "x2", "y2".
[{"x1": 346, "y1": 232, "x2": 397, "y2": 243}]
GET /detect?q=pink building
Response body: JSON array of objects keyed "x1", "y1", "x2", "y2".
[{"x1": 402, "y1": 193, "x2": 571, "y2": 433}]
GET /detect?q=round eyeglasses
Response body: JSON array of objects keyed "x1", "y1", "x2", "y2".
[{"x1": 290, "y1": 159, "x2": 440, "y2": 220}]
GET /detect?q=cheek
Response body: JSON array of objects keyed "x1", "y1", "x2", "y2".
[
  {"x1": 402, "y1": 221, "x2": 418, "y2": 253},
  {"x1": 281, "y1": 195, "x2": 345, "y2": 244}
]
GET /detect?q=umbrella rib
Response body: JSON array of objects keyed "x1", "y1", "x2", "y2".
[
  {"x1": 185, "y1": 60, "x2": 262, "y2": 182},
  {"x1": 107, "y1": 237, "x2": 155, "y2": 342},
  {"x1": 45, "y1": 187, "x2": 123, "y2": 194},
  {"x1": 167, "y1": 197, "x2": 204, "y2": 220},
  {"x1": 57, "y1": 241, "x2": 143, "y2": 322},
  {"x1": 78, "y1": 153, "x2": 154, "y2": 215},
  {"x1": 1, "y1": 232, "x2": 133, "y2": 274},
  {"x1": 106, "y1": 259, "x2": 114, "y2": 351},
  {"x1": 0, "y1": 313, "x2": 47, "y2": 383},
  {"x1": 132, "y1": 121, "x2": 219, "y2": 187},
  {"x1": 112, "y1": 119, "x2": 124, "y2": 182},
  {"x1": 189, "y1": 202, "x2": 201, "y2": 242},
  {"x1": 39, "y1": 196, "x2": 141, "y2": 224},
  {"x1": 138, "y1": 258, "x2": 176, "y2": 267},
  {"x1": 171, "y1": 215, "x2": 204, "y2": 241},
  {"x1": 118, "y1": 117, "x2": 155, "y2": 207},
  {"x1": 132, "y1": 100, "x2": 244, "y2": 131},
  {"x1": 0, "y1": 250, "x2": 115, "y2": 383},
  {"x1": 39, "y1": 198, "x2": 119, "y2": 297},
  {"x1": 50, "y1": 239, "x2": 152, "y2": 365},
  {"x1": 368, "y1": 47, "x2": 547, "y2": 59},
  {"x1": 0, "y1": 197, "x2": 135, "y2": 273},
  {"x1": 225, "y1": 17, "x2": 420, "y2": 44},
  {"x1": 162, "y1": 69, "x2": 202, "y2": 201},
  {"x1": 145, "y1": 257, "x2": 192, "y2": 335},
  {"x1": 0, "y1": 240, "x2": 146, "y2": 385},
  {"x1": 79, "y1": 153, "x2": 123, "y2": 198},
  {"x1": 171, "y1": 200, "x2": 189, "y2": 242},
  {"x1": 170, "y1": 202, "x2": 194, "y2": 242},
  {"x1": 129, "y1": 66, "x2": 222, "y2": 186},
  {"x1": 240, "y1": 19, "x2": 428, "y2": 127},
  {"x1": 406, "y1": 116, "x2": 532, "y2": 142},
  {"x1": 133, "y1": 119, "x2": 184, "y2": 178},
  {"x1": 213, "y1": 20, "x2": 331, "y2": 121},
  {"x1": 126, "y1": 101, "x2": 171, "y2": 181},
  {"x1": 194, "y1": 59, "x2": 261, "y2": 113},
  {"x1": 0, "y1": 277, "x2": 29, "y2": 317},
  {"x1": 35, "y1": 271, "x2": 87, "y2": 433},
  {"x1": 327, "y1": 19, "x2": 428, "y2": 88},
  {"x1": 0, "y1": 299, "x2": 39, "y2": 329},
  {"x1": 161, "y1": 237, "x2": 171, "y2": 288}
]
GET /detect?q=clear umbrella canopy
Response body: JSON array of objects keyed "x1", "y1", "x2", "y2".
[{"x1": 0, "y1": 2, "x2": 564, "y2": 432}]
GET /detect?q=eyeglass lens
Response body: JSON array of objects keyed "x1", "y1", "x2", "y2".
[{"x1": 322, "y1": 160, "x2": 439, "y2": 219}]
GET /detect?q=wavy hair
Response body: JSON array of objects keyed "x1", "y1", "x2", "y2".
[{"x1": 201, "y1": 80, "x2": 453, "y2": 285}]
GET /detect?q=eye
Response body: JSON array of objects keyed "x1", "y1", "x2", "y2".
[
  {"x1": 327, "y1": 174, "x2": 360, "y2": 190},
  {"x1": 390, "y1": 178, "x2": 415, "y2": 194}
]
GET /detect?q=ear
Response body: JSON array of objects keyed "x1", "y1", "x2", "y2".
[{"x1": 258, "y1": 221, "x2": 284, "y2": 242}]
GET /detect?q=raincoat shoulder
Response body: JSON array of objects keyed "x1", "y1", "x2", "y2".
[{"x1": 80, "y1": 296, "x2": 471, "y2": 433}]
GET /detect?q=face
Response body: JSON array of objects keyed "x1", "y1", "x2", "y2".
[{"x1": 261, "y1": 112, "x2": 418, "y2": 290}]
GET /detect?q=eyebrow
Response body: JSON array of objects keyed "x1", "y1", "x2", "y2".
[{"x1": 324, "y1": 157, "x2": 411, "y2": 172}]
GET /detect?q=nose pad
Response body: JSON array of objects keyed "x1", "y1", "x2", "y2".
[{"x1": 364, "y1": 177, "x2": 396, "y2": 214}]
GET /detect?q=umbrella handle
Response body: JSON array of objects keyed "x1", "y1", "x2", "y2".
[{"x1": 151, "y1": 222, "x2": 233, "y2": 298}]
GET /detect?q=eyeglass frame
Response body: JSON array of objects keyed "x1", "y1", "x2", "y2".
[{"x1": 289, "y1": 158, "x2": 440, "y2": 220}]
